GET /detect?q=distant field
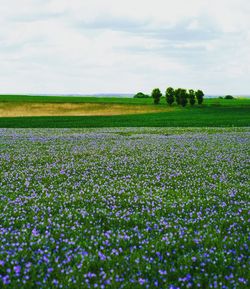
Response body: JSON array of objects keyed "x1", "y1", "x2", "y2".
[
  {"x1": 0, "y1": 95, "x2": 249, "y2": 127},
  {"x1": 0, "y1": 107, "x2": 249, "y2": 127},
  {"x1": 0, "y1": 102, "x2": 168, "y2": 117},
  {"x1": 1, "y1": 94, "x2": 250, "y2": 106}
]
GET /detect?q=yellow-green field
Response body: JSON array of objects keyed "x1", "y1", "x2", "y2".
[{"x1": 0, "y1": 102, "x2": 169, "y2": 117}]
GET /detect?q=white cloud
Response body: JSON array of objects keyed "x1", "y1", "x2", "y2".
[{"x1": 0, "y1": 0, "x2": 249, "y2": 95}]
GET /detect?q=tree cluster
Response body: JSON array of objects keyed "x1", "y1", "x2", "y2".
[
  {"x1": 219, "y1": 95, "x2": 234, "y2": 100},
  {"x1": 224, "y1": 95, "x2": 234, "y2": 99},
  {"x1": 133, "y1": 92, "x2": 150, "y2": 98},
  {"x1": 152, "y1": 87, "x2": 204, "y2": 106}
]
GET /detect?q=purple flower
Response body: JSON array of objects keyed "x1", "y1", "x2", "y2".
[
  {"x1": 169, "y1": 285, "x2": 180, "y2": 289},
  {"x1": 85, "y1": 272, "x2": 96, "y2": 278},
  {"x1": 138, "y1": 278, "x2": 146, "y2": 285},
  {"x1": 98, "y1": 252, "x2": 106, "y2": 261},
  {"x1": 0, "y1": 260, "x2": 5, "y2": 266},
  {"x1": 159, "y1": 269, "x2": 167, "y2": 275},
  {"x1": 25, "y1": 262, "x2": 32, "y2": 268},
  {"x1": 185, "y1": 274, "x2": 191, "y2": 281},
  {"x1": 14, "y1": 265, "x2": 21, "y2": 275},
  {"x1": 179, "y1": 274, "x2": 192, "y2": 282},
  {"x1": 2, "y1": 275, "x2": 10, "y2": 285},
  {"x1": 238, "y1": 278, "x2": 246, "y2": 284},
  {"x1": 53, "y1": 279, "x2": 59, "y2": 285},
  {"x1": 32, "y1": 228, "x2": 39, "y2": 237}
]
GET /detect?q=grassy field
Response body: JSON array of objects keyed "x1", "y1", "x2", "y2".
[
  {"x1": 0, "y1": 95, "x2": 249, "y2": 127},
  {"x1": 1, "y1": 94, "x2": 250, "y2": 106},
  {"x1": 0, "y1": 127, "x2": 249, "y2": 288},
  {"x1": 0, "y1": 107, "x2": 249, "y2": 127}
]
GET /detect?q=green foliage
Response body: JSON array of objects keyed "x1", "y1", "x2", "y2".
[
  {"x1": 180, "y1": 89, "x2": 188, "y2": 107},
  {"x1": 165, "y1": 87, "x2": 175, "y2": 105},
  {"x1": 174, "y1": 88, "x2": 182, "y2": 105},
  {"x1": 224, "y1": 95, "x2": 234, "y2": 99},
  {"x1": 166, "y1": 88, "x2": 204, "y2": 106},
  {"x1": 151, "y1": 88, "x2": 162, "y2": 104},
  {"x1": 189, "y1": 89, "x2": 196, "y2": 106},
  {"x1": 133, "y1": 92, "x2": 150, "y2": 98},
  {"x1": 196, "y1": 90, "x2": 204, "y2": 105}
]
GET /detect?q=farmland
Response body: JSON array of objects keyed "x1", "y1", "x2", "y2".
[
  {"x1": 0, "y1": 102, "x2": 168, "y2": 117},
  {"x1": 0, "y1": 96, "x2": 249, "y2": 127},
  {"x1": 0, "y1": 127, "x2": 249, "y2": 288}
]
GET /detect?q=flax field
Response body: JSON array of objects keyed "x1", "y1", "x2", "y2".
[{"x1": 0, "y1": 128, "x2": 249, "y2": 289}]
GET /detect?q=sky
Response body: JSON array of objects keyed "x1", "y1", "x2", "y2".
[{"x1": 0, "y1": 0, "x2": 250, "y2": 95}]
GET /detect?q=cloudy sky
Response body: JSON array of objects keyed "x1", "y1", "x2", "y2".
[{"x1": 0, "y1": 0, "x2": 249, "y2": 95}]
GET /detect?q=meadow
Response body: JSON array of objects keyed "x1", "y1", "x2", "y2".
[
  {"x1": 0, "y1": 96, "x2": 249, "y2": 127},
  {"x1": 0, "y1": 127, "x2": 249, "y2": 289},
  {"x1": 0, "y1": 95, "x2": 250, "y2": 106}
]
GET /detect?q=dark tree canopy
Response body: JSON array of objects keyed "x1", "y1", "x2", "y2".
[
  {"x1": 148, "y1": 86, "x2": 205, "y2": 106},
  {"x1": 189, "y1": 89, "x2": 196, "y2": 106},
  {"x1": 180, "y1": 89, "x2": 188, "y2": 107},
  {"x1": 165, "y1": 87, "x2": 175, "y2": 105},
  {"x1": 151, "y1": 88, "x2": 162, "y2": 104},
  {"x1": 174, "y1": 88, "x2": 182, "y2": 105},
  {"x1": 196, "y1": 90, "x2": 204, "y2": 105},
  {"x1": 224, "y1": 95, "x2": 234, "y2": 99},
  {"x1": 134, "y1": 92, "x2": 150, "y2": 98}
]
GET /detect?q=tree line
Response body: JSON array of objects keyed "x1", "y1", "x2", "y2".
[{"x1": 134, "y1": 88, "x2": 204, "y2": 106}]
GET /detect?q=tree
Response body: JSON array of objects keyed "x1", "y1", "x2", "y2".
[
  {"x1": 165, "y1": 87, "x2": 175, "y2": 105},
  {"x1": 180, "y1": 89, "x2": 188, "y2": 107},
  {"x1": 174, "y1": 88, "x2": 182, "y2": 105},
  {"x1": 196, "y1": 90, "x2": 204, "y2": 105},
  {"x1": 224, "y1": 95, "x2": 234, "y2": 99},
  {"x1": 134, "y1": 92, "x2": 150, "y2": 98},
  {"x1": 151, "y1": 88, "x2": 162, "y2": 104},
  {"x1": 189, "y1": 89, "x2": 196, "y2": 106}
]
